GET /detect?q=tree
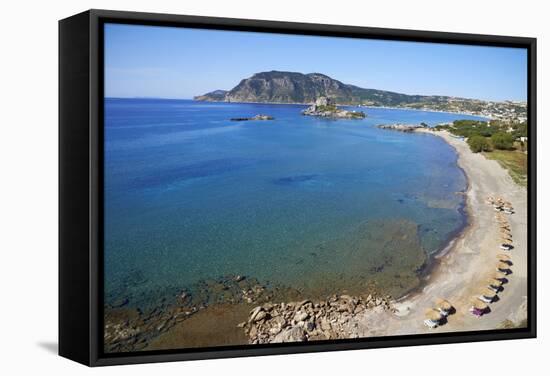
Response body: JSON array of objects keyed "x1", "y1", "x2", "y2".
[
  {"x1": 491, "y1": 132, "x2": 515, "y2": 150},
  {"x1": 467, "y1": 135, "x2": 491, "y2": 153}
]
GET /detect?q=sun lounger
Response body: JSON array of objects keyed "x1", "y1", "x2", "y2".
[{"x1": 424, "y1": 319, "x2": 438, "y2": 328}]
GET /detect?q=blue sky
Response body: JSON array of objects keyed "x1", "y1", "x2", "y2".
[{"x1": 104, "y1": 23, "x2": 527, "y2": 102}]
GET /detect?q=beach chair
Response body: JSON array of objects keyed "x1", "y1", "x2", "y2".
[
  {"x1": 424, "y1": 319, "x2": 438, "y2": 329},
  {"x1": 478, "y1": 295, "x2": 493, "y2": 304}
]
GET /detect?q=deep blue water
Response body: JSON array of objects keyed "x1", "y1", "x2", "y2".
[{"x1": 104, "y1": 98, "x2": 485, "y2": 307}]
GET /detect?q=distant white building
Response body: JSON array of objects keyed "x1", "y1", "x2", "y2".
[{"x1": 519, "y1": 136, "x2": 528, "y2": 142}]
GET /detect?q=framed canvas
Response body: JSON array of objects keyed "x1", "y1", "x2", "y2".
[{"x1": 59, "y1": 9, "x2": 536, "y2": 366}]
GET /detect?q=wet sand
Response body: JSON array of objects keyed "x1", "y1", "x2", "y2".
[{"x1": 350, "y1": 129, "x2": 528, "y2": 336}]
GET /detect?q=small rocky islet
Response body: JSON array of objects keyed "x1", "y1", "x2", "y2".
[
  {"x1": 302, "y1": 96, "x2": 366, "y2": 119},
  {"x1": 229, "y1": 97, "x2": 366, "y2": 122}
]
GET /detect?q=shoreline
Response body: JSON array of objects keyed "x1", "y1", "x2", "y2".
[
  {"x1": 366, "y1": 129, "x2": 528, "y2": 335},
  {"x1": 393, "y1": 130, "x2": 473, "y2": 303},
  {"x1": 234, "y1": 128, "x2": 527, "y2": 343},
  {"x1": 103, "y1": 128, "x2": 528, "y2": 351}
]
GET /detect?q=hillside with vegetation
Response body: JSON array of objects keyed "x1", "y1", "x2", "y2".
[{"x1": 435, "y1": 120, "x2": 528, "y2": 186}]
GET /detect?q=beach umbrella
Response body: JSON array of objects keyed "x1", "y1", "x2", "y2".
[
  {"x1": 425, "y1": 309, "x2": 442, "y2": 321},
  {"x1": 471, "y1": 299, "x2": 488, "y2": 310},
  {"x1": 487, "y1": 278, "x2": 503, "y2": 287},
  {"x1": 435, "y1": 299, "x2": 452, "y2": 311},
  {"x1": 492, "y1": 271, "x2": 507, "y2": 280},
  {"x1": 497, "y1": 262, "x2": 511, "y2": 271},
  {"x1": 497, "y1": 254, "x2": 511, "y2": 261},
  {"x1": 480, "y1": 288, "x2": 497, "y2": 298}
]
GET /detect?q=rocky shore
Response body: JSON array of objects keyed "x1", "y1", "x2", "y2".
[
  {"x1": 302, "y1": 97, "x2": 366, "y2": 119},
  {"x1": 241, "y1": 293, "x2": 392, "y2": 344},
  {"x1": 104, "y1": 274, "x2": 295, "y2": 352}
]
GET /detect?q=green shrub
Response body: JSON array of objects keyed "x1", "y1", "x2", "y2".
[
  {"x1": 491, "y1": 132, "x2": 515, "y2": 150},
  {"x1": 467, "y1": 135, "x2": 492, "y2": 153}
]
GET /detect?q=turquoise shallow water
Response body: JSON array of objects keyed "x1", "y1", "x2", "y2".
[{"x1": 103, "y1": 98, "x2": 485, "y2": 308}]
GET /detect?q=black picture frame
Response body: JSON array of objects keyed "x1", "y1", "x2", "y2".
[{"x1": 59, "y1": 9, "x2": 537, "y2": 367}]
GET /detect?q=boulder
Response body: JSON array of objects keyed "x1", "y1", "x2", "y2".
[{"x1": 272, "y1": 326, "x2": 307, "y2": 343}]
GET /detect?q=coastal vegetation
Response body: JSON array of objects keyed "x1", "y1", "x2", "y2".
[
  {"x1": 483, "y1": 150, "x2": 528, "y2": 186},
  {"x1": 467, "y1": 135, "x2": 492, "y2": 152},
  {"x1": 434, "y1": 119, "x2": 528, "y2": 186}
]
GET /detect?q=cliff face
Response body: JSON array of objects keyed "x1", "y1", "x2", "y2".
[{"x1": 194, "y1": 71, "x2": 454, "y2": 106}]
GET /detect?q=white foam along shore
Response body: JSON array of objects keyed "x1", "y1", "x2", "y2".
[{"x1": 349, "y1": 128, "x2": 528, "y2": 336}]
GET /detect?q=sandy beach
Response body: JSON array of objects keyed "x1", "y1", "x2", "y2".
[
  {"x1": 348, "y1": 129, "x2": 528, "y2": 336},
  {"x1": 229, "y1": 128, "x2": 529, "y2": 344}
]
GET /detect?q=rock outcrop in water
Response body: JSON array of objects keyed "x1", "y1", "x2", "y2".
[
  {"x1": 230, "y1": 114, "x2": 274, "y2": 121},
  {"x1": 302, "y1": 97, "x2": 366, "y2": 119},
  {"x1": 377, "y1": 123, "x2": 428, "y2": 132}
]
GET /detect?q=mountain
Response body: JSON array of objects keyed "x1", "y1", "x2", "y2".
[
  {"x1": 194, "y1": 71, "x2": 452, "y2": 106},
  {"x1": 193, "y1": 71, "x2": 527, "y2": 121}
]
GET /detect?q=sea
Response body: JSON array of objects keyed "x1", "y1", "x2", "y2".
[{"x1": 103, "y1": 98, "x2": 486, "y2": 309}]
